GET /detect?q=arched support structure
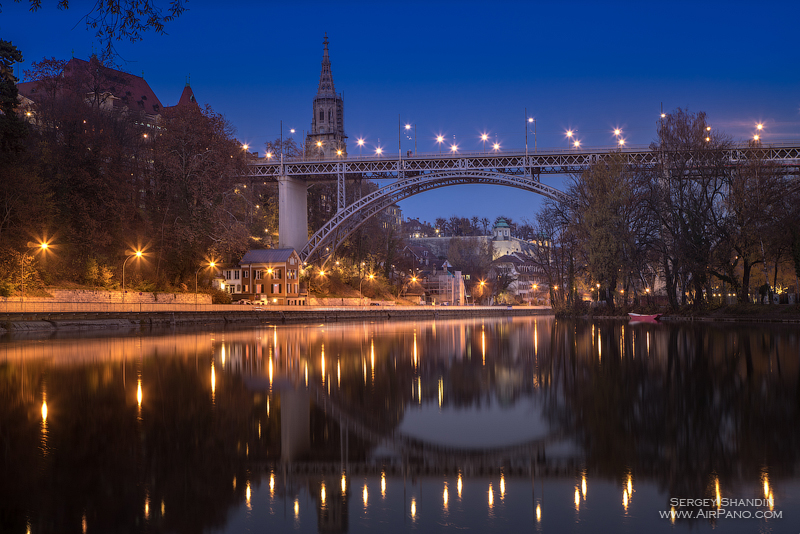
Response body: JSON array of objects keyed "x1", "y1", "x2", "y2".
[{"x1": 300, "y1": 170, "x2": 570, "y2": 264}]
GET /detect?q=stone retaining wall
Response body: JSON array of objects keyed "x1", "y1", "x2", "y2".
[{"x1": 3, "y1": 289, "x2": 211, "y2": 305}]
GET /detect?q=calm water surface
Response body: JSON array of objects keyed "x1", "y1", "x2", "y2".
[{"x1": 1, "y1": 317, "x2": 799, "y2": 533}]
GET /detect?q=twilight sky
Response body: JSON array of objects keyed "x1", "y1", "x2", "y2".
[{"x1": 4, "y1": 0, "x2": 799, "y2": 224}]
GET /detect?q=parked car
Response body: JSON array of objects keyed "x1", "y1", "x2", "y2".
[{"x1": 236, "y1": 299, "x2": 252, "y2": 305}]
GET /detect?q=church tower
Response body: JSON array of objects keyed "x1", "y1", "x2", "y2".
[{"x1": 305, "y1": 34, "x2": 347, "y2": 159}]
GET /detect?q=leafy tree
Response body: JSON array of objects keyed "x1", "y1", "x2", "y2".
[{"x1": 0, "y1": 40, "x2": 26, "y2": 153}]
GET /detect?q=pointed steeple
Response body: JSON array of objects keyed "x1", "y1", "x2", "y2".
[{"x1": 317, "y1": 32, "x2": 336, "y2": 97}]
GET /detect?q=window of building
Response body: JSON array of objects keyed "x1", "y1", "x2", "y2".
[
  {"x1": 319, "y1": 110, "x2": 324, "y2": 121},
  {"x1": 234, "y1": 271, "x2": 240, "y2": 280},
  {"x1": 272, "y1": 283, "x2": 281, "y2": 294},
  {"x1": 272, "y1": 269, "x2": 282, "y2": 279},
  {"x1": 243, "y1": 270, "x2": 248, "y2": 278},
  {"x1": 328, "y1": 109, "x2": 333, "y2": 122},
  {"x1": 255, "y1": 270, "x2": 262, "y2": 279},
  {"x1": 243, "y1": 284, "x2": 248, "y2": 293}
]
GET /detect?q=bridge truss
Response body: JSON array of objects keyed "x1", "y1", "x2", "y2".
[{"x1": 245, "y1": 143, "x2": 800, "y2": 263}]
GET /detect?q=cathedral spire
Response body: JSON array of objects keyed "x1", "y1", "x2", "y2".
[{"x1": 317, "y1": 32, "x2": 336, "y2": 97}]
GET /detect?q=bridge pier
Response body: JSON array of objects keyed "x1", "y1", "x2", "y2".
[{"x1": 278, "y1": 175, "x2": 308, "y2": 252}]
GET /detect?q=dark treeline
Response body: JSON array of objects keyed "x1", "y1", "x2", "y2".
[{"x1": 525, "y1": 109, "x2": 800, "y2": 309}]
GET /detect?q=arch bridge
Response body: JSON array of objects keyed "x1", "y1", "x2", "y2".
[{"x1": 245, "y1": 144, "x2": 800, "y2": 264}]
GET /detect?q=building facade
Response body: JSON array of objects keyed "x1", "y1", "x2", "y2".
[
  {"x1": 305, "y1": 34, "x2": 347, "y2": 159},
  {"x1": 222, "y1": 249, "x2": 306, "y2": 305}
]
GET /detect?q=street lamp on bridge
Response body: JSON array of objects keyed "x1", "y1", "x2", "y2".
[{"x1": 436, "y1": 135, "x2": 444, "y2": 154}]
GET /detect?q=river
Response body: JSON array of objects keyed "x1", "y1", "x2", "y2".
[{"x1": 1, "y1": 316, "x2": 798, "y2": 533}]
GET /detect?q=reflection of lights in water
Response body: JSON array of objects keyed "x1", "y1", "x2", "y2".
[
  {"x1": 269, "y1": 472, "x2": 275, "y2": 495},
  {"x1": 411, "y1": 498, "x2": 416, "y2": 519},
  {"x1": 371, "y1": 340, "x2": 375, "y2": 370},
  {"x1": 42, "y1": 398, "x2": 48, "y2": 422},
  {"x1": 575, "y1": 487, "x2": 580, "y2": 510},
  {"x1": 670, "y1": 506, "x2": 676, "y2": 524},
  {"x1": 363, "y1": 484, "x2": 368, "y2": 506},
  {"x1": 304, "y1": 363, "x2": 308, "y2": 387},
  {"x1": 457, "y1": 474, "x2": 462, "y2": 498},
  {"x1": 246, "y1": 481, "x2": 251, "y2": 509},
  {"x1": 647, "y1": 332, "x2": 650, "y2": 355},
  {"x1": 443, "y1": 484, "x2": 448, "y2": 508},
  {"x1": 598, "y1": 332, "x2": 602, "y2": 360},
  {"x1": 82, "y1": 514, "x2": 87, "y2": 533},
  {"x1": 137, "y1": 379, "x2": 142, "y2": 408},
  {"x1": 233, "y1": 477, "x2": 236, "y2": 490},
  {"x1": 211, "y1": 363, "x2": 216, "y2": 396},
  {"x1": 622, "y1": 488, "x2": 628, "y2": 510},
  {"x1": 294, "y1": 499, "x2": 299, "y2": 517},
  {"x1": 321, "y1": 344, "x2": 325, "y2": 385},
  {"x1": 337, "y1": 360, "x2": 341, "y2": 387},
  {"x1": 536, "y1": 503, "x2": 542, "y2": 521},
  {"x1": 769, "y1": 491, "x2": 774, "y2": 510},
  {"x1": 381, "y1": 472, "x2": 386, "y2": 496},
  {"x1": 582, "y1": 474, "x2": 587, "y2": 498},
  {"x1": 438, "y1": 377, "x2": 443, "y2": 407},
  {"x1": 413, "y1": 332, "x2": 418, "y2": 366},
  {"x1": 341, "y1": 473, "x2": 347, "y2": 494},
  {"x1": 627, "y1": 473, "x2": 633, "y2": 496},
  {"x1": 145, "y1": 494, "x2": 150, "y2": 519},
  {"x1": 500, "y1": 474, "x2": 505, "y2": 497},
  {"x1": 481, "y1": 329, "x2": 486, "y2": 365},
  {"x1": 258, "y1": 422, "x2": 261, "y2": 438},
  {"x1": 418, "y1": 376, "x2": 422, "y2": 404},
  {"x1": 161, "y1": 500, "x2": 165, "y2": 515},
  {"x1": 267, "y1": 397, "x2": 270, "y2": 417},
  {"x1": 321, "y1": 483, "x2": 326, "y2": 505},
  {"x1": 268, "y1": 356, "x2": 273, "y2": 386},
  {"x1": 534, "y1": 322, "x2": 538, "y2": 357},
  {"x1": 715, "y1": 476, "x2": 721, "y2": 508},
  {"x1": 488, "y1": 484, "x2": 494, "y2": 507},
  {"x1": 221, "y1": 345, "x2": 226, "y2": 368}
]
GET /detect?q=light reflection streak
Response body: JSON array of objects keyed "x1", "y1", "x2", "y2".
[
  {"x1": 211, "y1": 362, "x2": 216, "y2": 399},
  {"x1": 221, "y1": 344, "x2": 226, "y2": 368},
  {"x1": 418, "y1": 376, "x2": 422, "y2": 404},
  {"x1": 443, "y1": 484, "x2": 448, "y2": 508},
  {"x1": 536, "y1": 503, "x2": 542, "y2": 522},
  {"x1": 321, "y1": 344, "x2": 325, "y2": 385},
  {"x1": 137, "y1": 378, "x2": 142, "y2": 410},
  {"x1": 715, "y1": 476, "x2": 721, "y2": 508},
  {"x1": 337, "y1": 360, "x2": 341, "y2": 387},
  {"x1": 438, "y1": 377, "x2": 443, "y2": 407},
  {"x1": 341, "y1": 473, "x2": 347, "y2": 494},
  {"x1": 246, "y1": 481, "x2": 251, "y2": 509},
  {"x1": 413, "y1": 332, "x2": 418, "y2": 367},
  {"x1": 145, "y1": 493, "x2": 150, "y2": 519},
  {"x1": 500, "y1": 474, "x2": 505, "y2": 498},
  {"x1": 582, "y1": 474, "x2": 587, "y2": 498},
  {"x1": 268, "y1": 354, "x2": 273, "y2": 387},
  {"x1": 294, "y1": 498, "x2": 299, "y2": 517},
  {"x1": 269, "y1": 472, "x2": 275, "y2": 496},
  {"x1": 457, "y1": 474, "x2": 462, "y2": 498},
  {"x1": 488, "y1": 484, "x2": 494, "y2": 508},
  {"x1": 381, "y1": 472, "x2": 386, "y2": 497},
  {"x1": 82, "y1": 513, "x2": 87, "y2": 533},
  {"x1": 481, "y1": 328, "x2": 486, "y2": 365},
  {"x1": 575, "y1": 487, "x2": 580, "y2": 510},
  {"x1": 321, "y1": 482, "x2": 326, "y2": 505},
  {"x1": 622, "y1": 488, "x2": 628, "y2": 510},
  {"x1": 363, "y1": 484, "x2": 368, "y2": 506},
  {"x1": 411, "y1": 497, "x2": 416, "y2": 519}
]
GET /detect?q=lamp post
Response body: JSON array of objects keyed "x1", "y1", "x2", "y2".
[
  {"x1": 21, "y1": 241, "x2": 49, "y2": 306},
  {"x1": 357, "y1": 138, "x2": 365, "y2": 158},
  {"x1": 481, "y1": 133, "x2": 488, "y2": 153},
  {"x1": 404, "y1": 123, "x2": 417, "y2": 155},
  {"x1": 436, "y1": 135, "x2": 444, "y2": 154},
  {"x1": 360, "y1": 273, "x2": 374, "y2": 306},
  {"x1": 195, "y1": 261, "x2": 217, "y2": 307},
  {"x1": 122, "y1": 250, "x2": 144, "y2": 304}
]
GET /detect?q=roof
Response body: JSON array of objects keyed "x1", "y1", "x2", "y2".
[
  {"x1": 239, "y1": 249, "x2": 297, "y2": 264},
  {"x1": 174, "y1": 84, "x2": 198, "y2": 109},
  {"x1": 493, "y1": 218, "x2": 510, "y2": 228},
  {"x1": 18, "y1": 57, "x2": 164, "y2": 116}
]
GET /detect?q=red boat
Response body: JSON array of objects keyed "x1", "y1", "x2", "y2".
[{"x1": 628, "y1": 313, "x2": 661, "y2": 323}]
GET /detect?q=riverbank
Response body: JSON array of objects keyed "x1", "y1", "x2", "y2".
[
  {"x1": 558, "y1": 303, "x2": 800, "y2": 324},
  {"x1": 0, "y1": 305, "x2": 553, "y2": 333}
]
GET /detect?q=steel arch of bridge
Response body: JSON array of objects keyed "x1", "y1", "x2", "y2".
[{"x1": 300, "y1": 170, "x2": 570, "y2": 264}]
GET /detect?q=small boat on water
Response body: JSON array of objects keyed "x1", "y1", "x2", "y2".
[{"x1": 628, "y1": 313, "x2": 661, "y2": 323}]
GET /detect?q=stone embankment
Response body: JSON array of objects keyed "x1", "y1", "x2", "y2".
[{"x1": 0, "y1": 306, "x2": 553, "y2": 333}]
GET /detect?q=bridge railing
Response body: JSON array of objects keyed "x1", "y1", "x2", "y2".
[{"x1": 254, "y1": 140, "x2": 800, "y2": 165}]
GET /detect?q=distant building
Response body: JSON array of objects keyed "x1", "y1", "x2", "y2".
[
  {"x1": 222, "y1": 249, "x2": 306, "y2": 305},
  {"x1": 305, "y1": 34, "x2": 347, "y2": 159},
  {"x1": 17, "y1": 56, "x2": 198, "y2": 126},
  {"x1": 489, "y1": 252, "x2": 548, "y2": 304},
  {"x1": 381, "y1": 203, "x2": 402, "y2": 232}
]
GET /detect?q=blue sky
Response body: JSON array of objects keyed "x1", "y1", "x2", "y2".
[{"x1": 4, "y1": 0, "x2": 799, "y2": 223}]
